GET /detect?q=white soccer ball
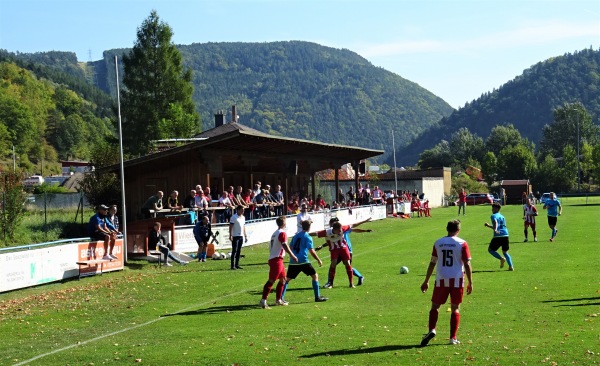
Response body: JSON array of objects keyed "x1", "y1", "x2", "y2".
[
  {"x1": 212, "y1": 252, "x2": 221, "y2": 260},
  {"x1": 400, "y1": 266, "x2": 409, "y2": 274}
]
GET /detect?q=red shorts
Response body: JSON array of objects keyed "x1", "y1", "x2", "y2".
[
  {"x1": 524, "y1": 222, "x2": 536, "y2": 230},
  {"x1": 431, "y1": 286, "x2": 464, "y2": 305},
  {"x1": 330, "y1": 247, "x2": 351, "y2": 262},
  {"x1": 268, "y1": 257, "x2": 286, "y2": 281}
]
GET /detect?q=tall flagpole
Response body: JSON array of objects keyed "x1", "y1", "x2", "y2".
[
  {"x1": 115, "y1": 56, "x2": 128, "y2": 263},
  {"x1": 392, "y1": 129, "x2": 398, "y2": 215}
]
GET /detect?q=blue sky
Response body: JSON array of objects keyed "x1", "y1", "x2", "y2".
[{"x1": 1, "y1": 0, "x2": 598, "y2": 108}]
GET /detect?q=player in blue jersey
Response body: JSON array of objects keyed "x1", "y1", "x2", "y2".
[
  {"x1": 281, "y1": 220, "x2": 328, "y2": 303},
  {"x1": 543, "y1": 192, "x2": 562, "y2": 242},
  {"x1": 484, "y1": 202, "x2": 514, "y2": 271}
]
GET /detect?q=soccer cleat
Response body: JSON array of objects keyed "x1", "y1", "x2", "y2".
[
  {"x1": 323, "y1": 282, "x2": 333, "y2": 289},
  {"x1": 549, "y1": 238, "x2": 553, "y2": 242},
  {"x1": 315, "y1": 296, "x2": 328, "y2": 302},
  {"x1": 349, "y1": 284, "x2": 356, "y2": 288},
  {"x1": 102, "y1": 255, "x2": 112, "y2": 261},
  {"x1": 164, "y1": 262, "x2": 173, "y2": 267},
  {"x1": 201, "y1": 258, "x2": 206, "y2": 262},
  {"x1": 523, "y1": 238, "x2": 528, "y2": 242},
  {"x1": 235, "y1": 266, "x2": 243, "y2": 270},
  {"x1": 259, "y1": 299, "x2": 270, "y2": 309},
  {"x1": 500, "y1": 258, "x2": 506, "y2": 268},
  {"x1": 180, "y1": 261, "x2": 188, "y2": 266},
  {"x1": 448, "y1": 338, "x2": 461, "y2": 345},
  {"x1": 534, "y1": 237, "x2": 538, "y2": 242},
  {"x1": 230, "y1": 267, "x2": 237, "y2": 270},
  {"x1": 508, "y1": 267, "x2": 514, "y2": 271},
  {"x1": 420, "y1": 329, "x2": 436, "y2": 347},
  {"x1": 275, "y1": 299, "x2": 289, "y2": 306},
  {"x1": 357, "y1": 276, "x2": 364, "y2": 286}
]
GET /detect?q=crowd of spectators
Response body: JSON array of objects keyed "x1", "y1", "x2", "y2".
[{"x1": 140, "y1": 182, "x2": 432, "y2": 223}]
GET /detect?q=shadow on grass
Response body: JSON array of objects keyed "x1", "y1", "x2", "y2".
[
  {"x1": 162, "y1": 301, "x2": 313, "y2": 317},
  {"x1": 542, "y1": 296, "x2": 600, "y2": 307},
  {"x1": 567, "y1": 203, "x2": 600, "y2": 207},
  {"x1": 300, "y1": 344, "x2": 428, "y2": 358},
  {"x1": 471, "y1": 270, "x2": 499, "y2": 274}
]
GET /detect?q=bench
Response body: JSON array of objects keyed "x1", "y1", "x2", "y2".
[
  {"x1": 149, "y1": 250, "x2": 163, "y2": 267},
  {"x1": 76, "y1": 259, "x2": 112, "y2": 279}
]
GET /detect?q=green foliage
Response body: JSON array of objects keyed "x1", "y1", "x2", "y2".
[
  {"x1": 32, "y1": 183, "x2": 69, "y2": 194},
  {"x1": 78, "y1": 141, "x2": 121, "y2": 209},
  {"x1": 591, "y1": 143, "x2": 600, "y2": 185},
  {"x1": 0, "y1": 171, "x2": 26, "y2": 243},
  {"x1": 539, "y1": 102, "x2": 600, "y2": 158},
  {"x1": 451, "y1": 172, "x2": 488, "y2": 196},
  {"x1": 120, "y1": 10, "x2": 200, "y2": 156},
  {"x1": 481, "y1": 151, "x2": 498, "y2": 187},
  {"x1": 399, "y1": 48, "x2": 600, "y2": 165},
  {"x1": 419, "y1": 128, "x2": 484, "y2": 170},
  {"x1": 497, "y1": 143, "x2": 537, "y2": 180}
]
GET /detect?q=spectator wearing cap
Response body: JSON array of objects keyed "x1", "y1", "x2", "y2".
[{"x1": 88, "y1": 204, "x2": 117, "y2": 261}]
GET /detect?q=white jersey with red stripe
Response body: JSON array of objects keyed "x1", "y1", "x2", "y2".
[
  {"x1": 431, "y1": 235, "x2": 471, "y2": 288},
  {"x1": 523, "y1": 204, "x2": 538, "y2": 225},
  {"x1": 269, "y1": 228, "x2": 288, "y2": 260},
  {"x1": 317, "y1": 225, "x2": 351, "y2": 251}
]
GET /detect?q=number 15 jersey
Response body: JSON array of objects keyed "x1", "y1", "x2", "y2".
[{"x1": 431, "y1": 236, "x2": 471, "y2": 288}]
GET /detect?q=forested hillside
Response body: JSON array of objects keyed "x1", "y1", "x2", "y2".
[
  {"x1": 0, "y1": 53, "x2": 116, "y2": 174},
  {"x1": 397, "y1": 48, "x2": 600, "y2": 165},
  {"x1": 96, "y1": 41, "x2": 454, "y2": 157}
]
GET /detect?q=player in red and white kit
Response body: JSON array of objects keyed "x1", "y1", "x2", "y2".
[
  {"x1": 523, "y1": 198, "x2": 538, "y2": 242},
  {"x1": 420, "y1": 220, "x2": 473, "y2": 346},
  {"x1": 315, "y1": 221, "x2": 354, "y2": 288},
  {"x1": 259, "y1": 216, "x2": 297, "y2": 309}
]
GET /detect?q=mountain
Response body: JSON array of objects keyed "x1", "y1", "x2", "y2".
[
  {"x1": 93, "y1": 41, "x2": 454, "y2": 159},
  {"x1": 396, "y1": 48, "x2": 600, "y2": 166}
]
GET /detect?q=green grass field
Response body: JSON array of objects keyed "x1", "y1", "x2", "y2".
[{"x1": 1, "y1": 199, "x2": 599, "y2": 365}]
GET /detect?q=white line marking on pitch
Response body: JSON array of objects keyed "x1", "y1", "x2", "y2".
[{"x1": 12, "y1": 289, "x2": 249, "y2": 366}]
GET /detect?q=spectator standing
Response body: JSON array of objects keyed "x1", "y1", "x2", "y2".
[
  {"x1": 420, "y1": 220, "x2": 473, "y2": 346},
  {"x1": 296, "y1": 203, "x2": 312, "y2": 233},
  {"x1": 457, "y1": 188, "x2": 467, "y2": 216},
  {"x1": 273, "y1": 185, "x2": 285, "y2": 216},
  {"x1": 167, "y1": 190, "x2": 182, "y2": 211},
  {"x1": 141, "y1": 191, "x2": 163, "y2": 218},
  {"x1": 229, "y1": 205, "x2": 247, "y2": 270},
  {"x1": 193, "y1": 215, "x2": 213, "y2": 262},
  {"x1": 218, "y1": 191, "x2": 233, "y2": 223}
]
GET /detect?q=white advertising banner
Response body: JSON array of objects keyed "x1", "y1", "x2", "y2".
[{"x1": 174, "y1": 205, "x2": 386, "y2": 252}]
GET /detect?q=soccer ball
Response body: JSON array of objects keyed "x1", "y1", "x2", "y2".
[
  {"x1": 400, "y1": 266, "x2": 409, "y2": 274},
  {"x1": 212, "y1": 252, "x2": 222, "y2": 260}
]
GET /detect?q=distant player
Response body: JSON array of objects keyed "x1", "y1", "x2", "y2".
[
  {"x1": 522, "y1": 198, "x2": 538, "y2": 242},
  {"x1": 484, "y1": 202, "x2": 514, "y2": 271},
  {"x1": 281, "y1": 220, "x2": 328, "y2": 303},
  {"x1": 543, "y1": 192, "x2": 562, "y2": 242},
  {"x1": 420, "y1": 220, "x2": 473, "y2": 346},
  {"x1": 259, "y1": 216, "x2": 297, "y2": 309}
]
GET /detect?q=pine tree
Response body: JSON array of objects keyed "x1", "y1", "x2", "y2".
[{"x1": 121, "y1": 10, "x2": 200, "y2": 156}]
